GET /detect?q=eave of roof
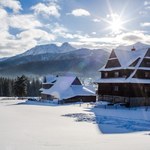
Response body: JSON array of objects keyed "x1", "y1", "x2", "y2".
[{"x1": 95, "y1": 78, "x2": 150, "y2": 84}]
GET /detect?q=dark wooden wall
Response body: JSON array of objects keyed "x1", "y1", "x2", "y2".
[
  {"x1": 105, "y1": 59, "x2": 121, "y2": 68},
  {"x1": 133, "y1": 70, "x2": 150, "y2": 78},
  {"x1": 98, "y1": 83, "x2": 150, "y2": 97},
  {"x1": 101, "y1": 69, "x2": 133, "y2": 78},
  {"x1": 63, "y1": 96, "x2": 96, "y2": 103}
]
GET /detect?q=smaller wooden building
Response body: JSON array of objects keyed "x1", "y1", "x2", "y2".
[{"x1": 40, "y1": 76, "x2": 96, "y2": 103}]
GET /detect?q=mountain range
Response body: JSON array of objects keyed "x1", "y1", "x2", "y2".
[
  {"x1": 0, "y1": 42, "x2": 109, "y2": 78},
  {"x1": 0, "y1": 42, "x2": 149, "y2": 78}
]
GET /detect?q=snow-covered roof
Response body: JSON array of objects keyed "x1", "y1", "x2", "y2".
[
  {"x1": 41, "y1": 76, "x2": 95, "y2": 100},
  {"x1": 97, "y1": 48, "x2": 150, "y2": 84},
  {"x1": 95, "y1": 78, "x2": 127, "y2": 83},
  {"x1": 44, "y1": 75, "x2": 57, "y2": 84},
  {"x1": 99, "y1": 48, "x2": 149, "y2": 71},
  {"x1": 39, "y1": 88, "x2": 45, "y2": 91},
  {"x1": 114, "y1": 49, "x2": 146, "y2": 68},
  {"x1": 71, "y1": 85, "x2": 95, "y2": 96},
  {"x1": 129, "y1": 78, "x2": 150, "y2": 84},
  {"x1": 100, "y1": 67, "x2": 123, "y2": 71},
  {"x1": 137, "y1": 67, "x2": 150, "y2": 70}
]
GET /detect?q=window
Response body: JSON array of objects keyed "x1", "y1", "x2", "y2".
[
  {"x1": 146, "y1": 62, "x2": 150, "y2": 66},
  {"x1": 114, "y1": 72, "x2": 119, "y2": 77},
  {"x1": 114, "y1": 86, "x2": 119, "y2": 91},
  {"x1": 140, "y1": 59, "x2": 150, "y2": 67},
  {"x1": 145, "y1": 87, "x2": 150, "y2": 93},
  {"x1": 104, "y1": 72, "x2": 108, "y2": 78},
  {"x1": 145, "y1": 72, "x2": 149, "y2": 78},
  {"x1": 123, "y1": 74, "x2": 127, "y2": 78}
]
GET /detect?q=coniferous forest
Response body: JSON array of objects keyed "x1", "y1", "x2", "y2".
[{"x1": 0, "y1": 75, "x2": 42, "y2": 97}]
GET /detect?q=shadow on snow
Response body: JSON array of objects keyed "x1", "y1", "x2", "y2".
[{"x1": 62, "y1": 103, "x2": 150, "y2": 134}]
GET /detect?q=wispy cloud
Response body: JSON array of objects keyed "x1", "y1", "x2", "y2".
[
  {"x1": 144, "y1": 1, "x2": 150, "y2": 5},
  {"x1": 0, "y1": 0, "x2": 22, "y2": 13},
  {"x1": 93, "y1": 18, "x2": 101, "y2": 22},
  {"x1": 17, "y1": 29, "x2": 56, "y2": 42},
  {"x1": 0, "y1": 4, "x2": 56, "y2": 57},
  {"x1": 140, "y1": 22, "x2": 150, "y2": 27},
  {"x1": 75, "y1": 31, "x2": 150, "y2": 49},
  {"x1": 9, "y1": 15, "x2": 43, "y2": 30},
  {"x1": 31, "y1": 2, "x2": 60, "y2": 18},
  {"x1": 0, "y1": 28, "x2": 56, "y2": 57},
  {"x1": 45, "y1": 23, "x2": 89, "y2": 40},
  {"x1": 69, "y1": 9, "x2": 90, "y2": 17},
  {"x1": 143, "y1": 1, "x2": 150, "y2": 10},
  {"x1": 139, "y1": 11, "x2": 148, "y2": 15},
  {"x1": 0, "y1": 0, "x2": 150, "y2": 57},
  {"x1": 0, "y1": 8, "x2": 9, "y2": 31}
]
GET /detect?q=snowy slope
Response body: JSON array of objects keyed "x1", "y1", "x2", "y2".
[{"x1": 0, "y1": 99, "x2": 150, "y2": 150}]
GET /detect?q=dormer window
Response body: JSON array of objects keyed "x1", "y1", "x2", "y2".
[
  {"x1": 123, "y1": 75, "x2": 127, "y2": 78},
  {"x1": 146, "y1": 61, "x2": 150, "y2": 66},
  {"x1": 114, "y1": 71, "x2": 119, "y2": 77},
  {"x1": 104, "y1": 72, "x2": 108, "y2": 78},
  {"x1": 145, "y1": 72, "x2": 149, "y2": 78},
  {"x1": 114, "y1": 86, "x2": 119, "y2": 91}
]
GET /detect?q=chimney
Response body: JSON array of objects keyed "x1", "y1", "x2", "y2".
[{"x1": 131, "y1": 46, "x2": 136, "y2": 51}]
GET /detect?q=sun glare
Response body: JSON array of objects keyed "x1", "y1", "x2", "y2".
[
  {"x1": 108, "y1": 13, "x2": 124, "y2": 33},
  {"x1": 110, "y1": 16, "x2": 122, "y2": 32}
]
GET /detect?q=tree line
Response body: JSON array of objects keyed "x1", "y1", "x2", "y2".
[{"x1": 0, "y1": 75, "x2": 42, "y2": 97}]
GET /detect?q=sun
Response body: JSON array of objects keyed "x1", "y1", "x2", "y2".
[
  {"x1": 101, "y1": 13, "x2": 127, "y2": 34},
  {"x1": 107, "y1": 13, "x2": 124, "y2": 33},
  {"x1": 110, "y1": 16, "x2": 123, "y2": 33}
]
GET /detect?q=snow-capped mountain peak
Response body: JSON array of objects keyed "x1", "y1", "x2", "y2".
[
  {"x1": 20, "y1": 42, "x2": 76, "y2": 57},
  {"x1": 60, "y1": 42, "x2": 76, "y2": 52}
]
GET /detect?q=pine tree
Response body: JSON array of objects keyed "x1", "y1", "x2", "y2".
[
  {"x1": 0, "y1": 76, "x2": 41, "y2": 97},
  {"x1": 14, "y1": 75, "x2": 28, "y2": 97}
]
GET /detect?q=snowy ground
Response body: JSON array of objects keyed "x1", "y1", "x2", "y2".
[{"x1": 0, "y1": 99, "x2": 150, "y2": 150}]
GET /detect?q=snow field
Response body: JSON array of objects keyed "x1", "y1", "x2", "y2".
[{"x1": 0, "y1": 99, "x2": 150, "y2": 150}]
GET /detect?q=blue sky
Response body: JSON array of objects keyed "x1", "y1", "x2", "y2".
[{"x1": 0, "y1": 0, "x2": 150, "y2": 57}]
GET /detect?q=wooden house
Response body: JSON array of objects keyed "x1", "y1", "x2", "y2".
[
  {"x1": 40, "y1": 76, "x2": 96, "y2": 103},
  {"x1": 95, "y1": 47, "x2": 150, "y2": 106}
]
